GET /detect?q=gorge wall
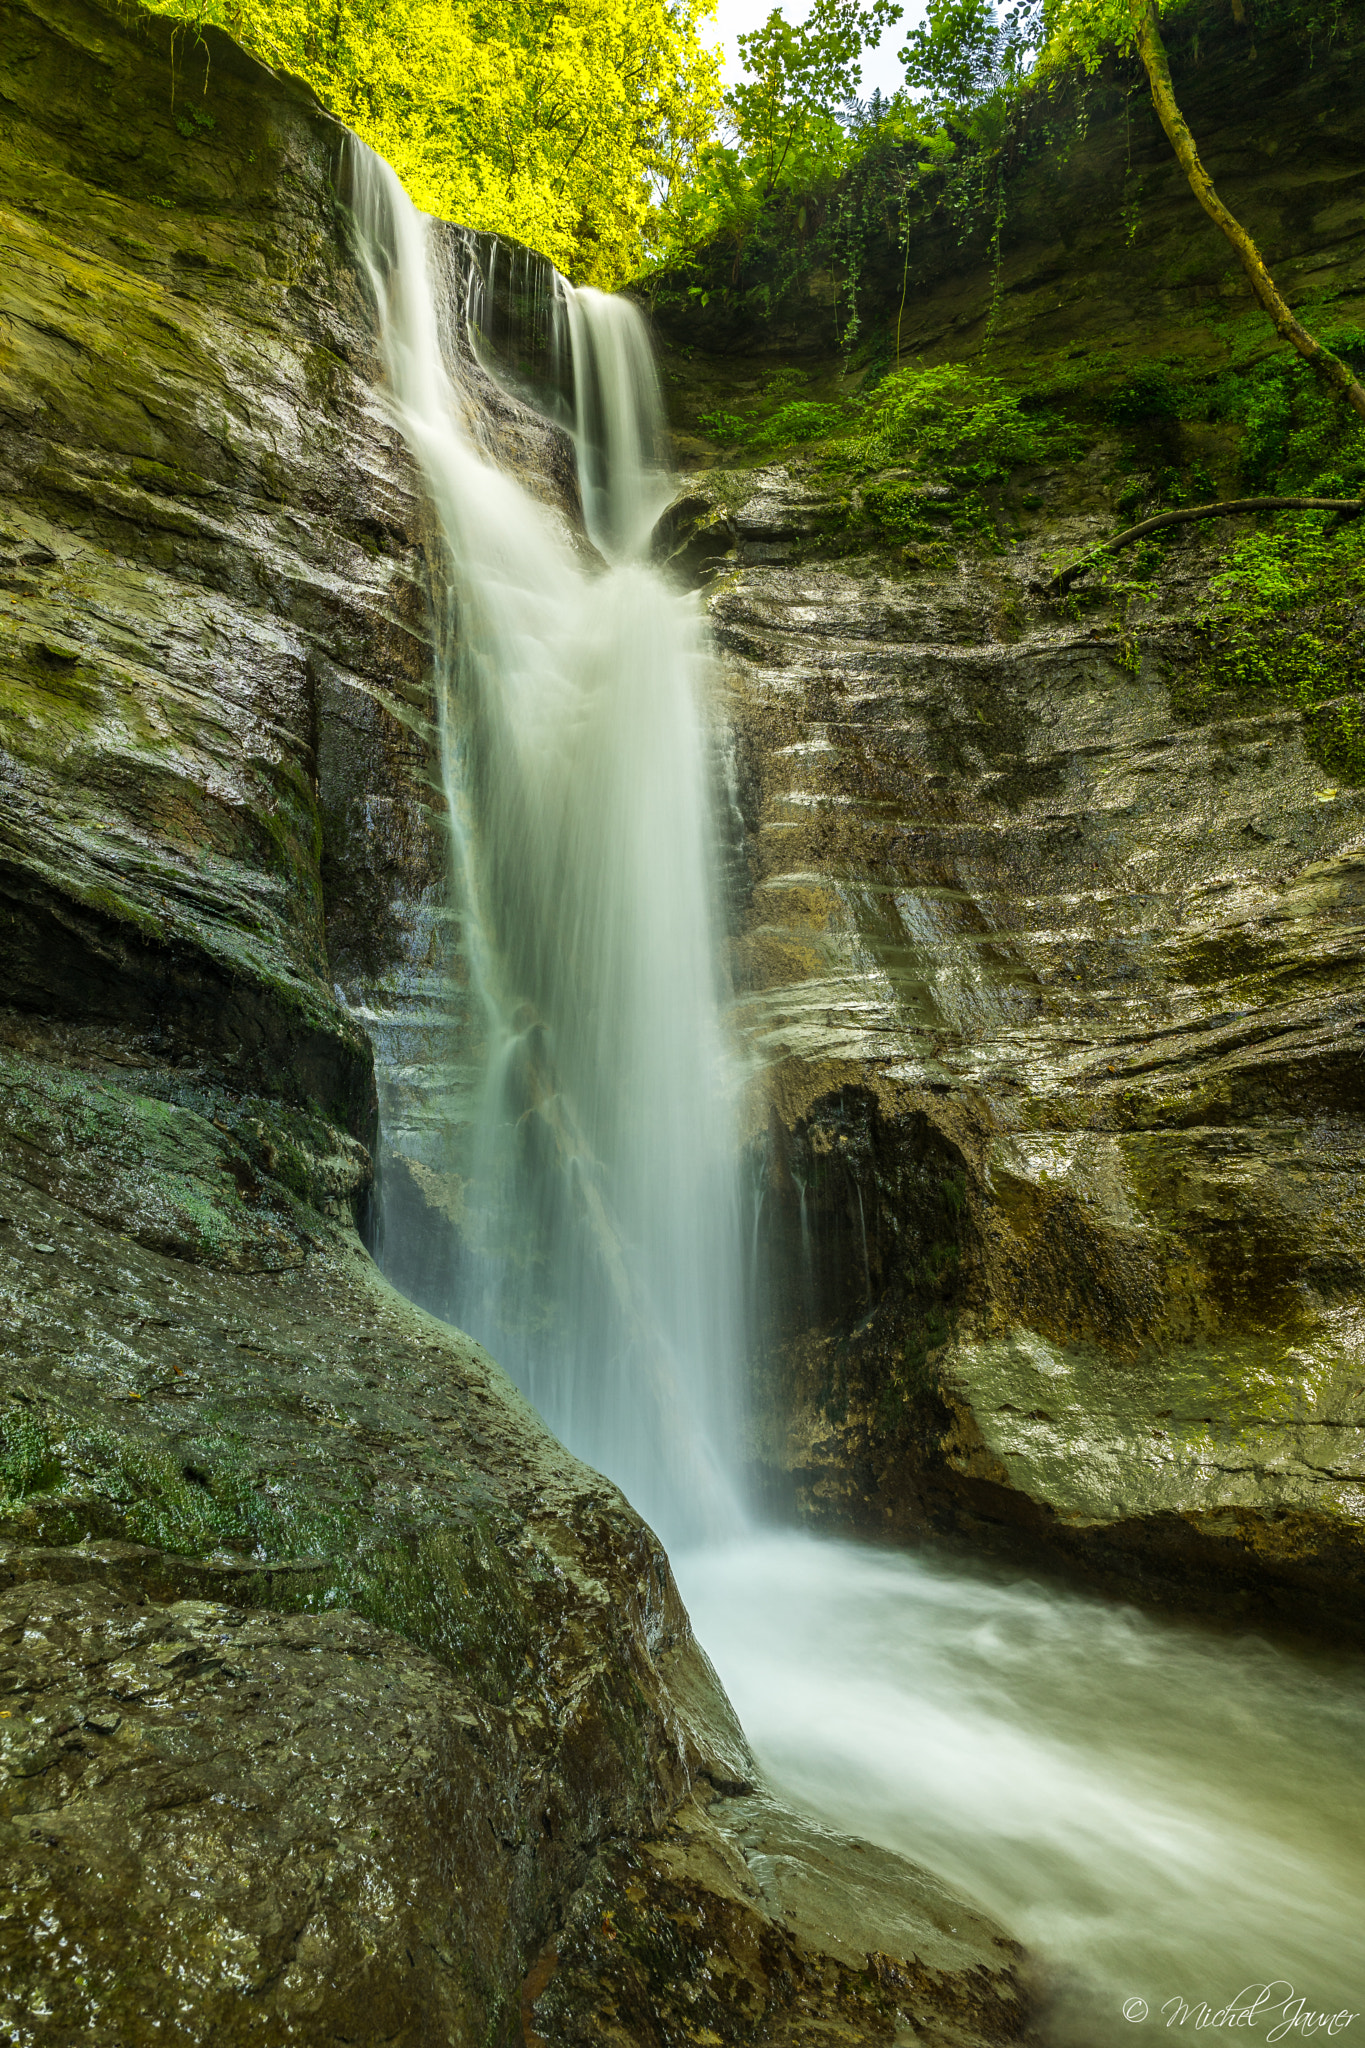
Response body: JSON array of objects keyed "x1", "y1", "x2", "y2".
[
  {"x1": 652, "y1": 9, "x2": 1365, "y2": 1640},
  {"x1": 5, "y1": 0, "x2": 1364, "y2": 2030},
  {"x1": 0, "y1": 1, "x2": 1028, "y2": 2041}
]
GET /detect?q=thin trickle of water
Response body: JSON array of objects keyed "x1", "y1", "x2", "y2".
[
  {"x1": 790, "y1": 1170, "x2": 815, "y2": 1321},
  {"x1": 350, "y1": 143, "x2": 744, "y2": 1544},
  {"x1": 350, "y1": 138, "x2": 1365, "y2": 2046},
  {"x1": 853, "y1": 1178, "x2": 872, "y2": 1311}
]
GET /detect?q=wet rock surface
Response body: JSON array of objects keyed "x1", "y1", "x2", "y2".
[
  {"x1": 690, "y1": 457, "x2": 1365, "y2": 1639},
  {"x1": 0, "y1": 1101, "x2": 1029, "y2": 2041},
  {"x1": 0, "y1": 0, "x2": 1031, "y2": 2039},
  {"x1": 528, "y1": 1795, "x2": 1027, "y2": 2048},
  {"x1": 0, "y1": 1563, "x2": 1028, "y2": 2047}
]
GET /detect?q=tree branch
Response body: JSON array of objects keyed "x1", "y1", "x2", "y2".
[
  {"x1": 1042, "y1": 496, "x2": 1365, "y2": 596},
  {"x1": 1131, "y1": 0, "x2": 1365, "y2": 419}
]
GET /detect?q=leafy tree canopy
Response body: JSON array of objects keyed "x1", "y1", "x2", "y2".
[
  {"x1": 648, "y1": 0, "x2": 921, "y2": 289},
  {"x1": 728, "y1": 0, "x2": 902, "y2": 191},
  {"x1": 900, "y1": 0, "x2": 1038, "y2": 125},
  {"x1": 147, "y1": 0, "x2": 722, "y2": 286}
]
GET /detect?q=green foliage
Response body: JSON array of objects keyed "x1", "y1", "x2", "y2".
[
  {"x1": 1107, "y1": 361, "x2": 1191, "y2": 425},
  {"x1": 1208, "y1": 329, "x2": 1365, "y2": 495},
  {"x1": 1184, "y1": 513, "x2": 1365, "y2": 779},
  {"x1": 850, "y1": 359, "x2": 1058, "y2": 473},
  {"x1": 729, "y1": 0, "x2": 904, "y2": 194},
  {"x1": 173, "y1": 104, "x2": 216, "y2": 140},
  {"x1": 840, "y1": 362, "x2": 1064, "y2": 544},
  {"x1": 696, "y1": 368, "x2": 855, "y2": 451},
  {"x1": 650, "y1": 0, "x2": 916, "y2": 306},
  {"x1": 862, "y1": 477, "x2": 943, "y2": 535},
  {"x1": 649, "y1": 0, "x2": 1365, "y2": 394},
  {"x1": 696, "y1": 407, "x2": 751, "y2": 443},
  {"x1": 0, "y1": 1409, "x2": 62, "y2": 1504},
  {"x1": 146, "y1": 0, "x2": 721, "y2": 285},
  {"x1": 901, "y1": 0, "x2": 1039, "y2": 122},
  {"x1": 751, "y1": 399, "x2": 852, "y2": 449}
]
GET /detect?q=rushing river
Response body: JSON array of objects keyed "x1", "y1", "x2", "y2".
[
  {"x1": 678, "y1": 1531, "x2": 1365, "y2": 2045},
  {"x1": 353, "y1": 137, "x2": 1365, "y2": 2045}
]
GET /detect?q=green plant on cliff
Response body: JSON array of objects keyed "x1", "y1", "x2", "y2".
[
  {"x1": 143, "y1": 0, "x2": 721, "y2": 285},
  {"x1": 1182, "y1": 513, "x2": 1365, "y2": 778},
  {"x1": 651, "y1": 0, "x2": 909, "y2": 308},
  {"x1": 851, "y1": 358, "x2": 1053, "y2": 470},
  {"x1": 846, "y1": 360, "x2": 1062, "y2": 540},
  {"x1": 697, "y1": 391, "x2": 854, "y2": 450},
  {"x1": 1212, "y1": 329, "x2": 1365, "y2": 496},
  {"x1": 0, "y1": 1408, "x2": 62, "y2": 1504}
]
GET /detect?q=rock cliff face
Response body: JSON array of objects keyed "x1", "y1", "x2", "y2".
[
  {"x1": 654, "y1": 16, "x2": 1365, "y2": 1641},
  {"x1": 0, "y1": 1, "x2": 1027, "y2": 2041}
]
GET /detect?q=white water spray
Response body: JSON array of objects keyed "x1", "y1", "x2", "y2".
[
  {"x1": 350, "y1": 146, "x2": 743, "y2": 1542},
  {"x1": 350, "y1": 141, "x2": 1365, "y2": 2046},
  {"x1": 677, "y1": 1533, "x2": 1365, "y2": 2046}
]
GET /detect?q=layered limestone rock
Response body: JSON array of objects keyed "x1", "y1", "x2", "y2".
[
  {"x1": 654, "y1": 14, "x2": 1365, "y2": 1640},
  {"x1": 0, "y1": 0, "x2": 1029, "y2": 2040},
  {"x1": 703, "y1": 473, "x2": 1365, "y2": 1638}
]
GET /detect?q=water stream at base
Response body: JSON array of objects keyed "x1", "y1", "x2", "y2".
[
  {"x1": 677, "y1": 1533, "x2": 1365, "y2": 2044},
  {"x1": 351, "y1": 143, "x2": 1365, "y2": 2046}
]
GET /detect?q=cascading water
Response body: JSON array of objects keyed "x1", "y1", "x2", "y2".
[
  {"x1": 350, "y1": 145, "x2": 743, "y2": 1544},
  {"x1": 351, "y1": 141, "x2": 1365, "y2": 2048}
]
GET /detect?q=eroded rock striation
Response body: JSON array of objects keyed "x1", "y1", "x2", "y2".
[
  {"x1": 653, "y1": 15, "x2": 1365, "y2": 1639},
  {"x1": 0, "y1": 0, "x2": 1028, "y2": 2040},
  {"x1": 708, "y1": 474, "x2": 1365, "y2": 1637}
]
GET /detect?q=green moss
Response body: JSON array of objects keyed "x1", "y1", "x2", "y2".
[
  {"x1": 0, "y1": 1408, "x2": 64, "y2": 1503},
  {"x1": 345, "y1": 1524, "x2": 537, "y2": 1704},
  {"x1": 0, "y1": 1046, "x2": 327, "y2": 1265},
  {"x1": 2, "y1": 1381, "x2": 538, "y2": 1703},
  {"x1": 128, "y1": 456, "x2": 221, "y2": 498},
  {"x1": 862, "y1": 478, "x2": 954, "y2": 541},
  {"x1": 173, "y1": 104, "x2": 216, "y2": 142},
  {"x1": 1173, "y1": 512, "x2": 1365, "y2": 780}
]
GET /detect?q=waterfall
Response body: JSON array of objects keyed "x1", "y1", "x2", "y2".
[
  {"x1": 349, "y1": 146, "x2": 743, "y2": 1545},
  {"x1": 348, "y1": 140, "x2": 1365, "y2": 2048}
]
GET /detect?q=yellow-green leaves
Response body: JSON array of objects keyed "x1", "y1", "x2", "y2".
[
  {"x1": 727, "y1": 0, "x2": 902, "y2": 193},
  {"x1": 147, "y1": 0, "x2": 722, "y2": 285},
  {"x1": 1039, "y1": 0, "x2": 1159, "y2": 76}
]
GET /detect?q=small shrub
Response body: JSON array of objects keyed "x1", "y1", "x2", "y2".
[
  {"x1": 862, "y1": 478, "x2": 949, "y2": 539},
  {"x1": 847, "y1": 361, "x2": 1062, "y2": 482},
  {"x1": 1182, "y1": 511, "x2": 1365, "y2": 780},
  {"x1": 696, "y1": 407, "x2": 749, "y2": 443},
  {"x1": 1107, "y1": 361, "x2": 1191, "y2": 425},
  {"x1": 747, "y1": 399, "x2": 848, "y2": 452}
]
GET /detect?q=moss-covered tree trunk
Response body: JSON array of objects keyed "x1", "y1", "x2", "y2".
[{"x1": 1132, "y1": 0, "x2": 1365, "y2": 421}]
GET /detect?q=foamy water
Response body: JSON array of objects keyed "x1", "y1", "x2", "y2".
[{"x1": 677, "y1": 1532, "x2": 1365, "y2": 2045}]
